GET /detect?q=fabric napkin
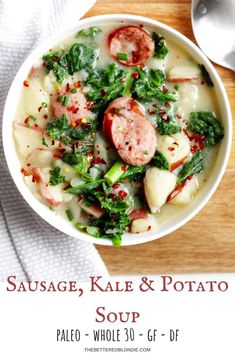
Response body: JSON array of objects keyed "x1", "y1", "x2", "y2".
[{"x1": 0, "y1": 0, "x2": 109, "y2": 281}]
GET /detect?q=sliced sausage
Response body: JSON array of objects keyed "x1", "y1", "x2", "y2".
[
  {"x1": 52, "y1": 88, "x2": 91, "y2": 125},
  {"x1": 109, "y1": 25, "x2": 154, "y2": 66},
  {"x1": 32, "y1": 167, "x2": 62, "y2": 207},
  {"x1": 103, "y1": 97, "x2": 157, "y2": 166}
]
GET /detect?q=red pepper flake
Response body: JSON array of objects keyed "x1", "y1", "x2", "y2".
[
  {"x1": 120, "y1": 78, "x2": 126, "y2": 83},
  {"x1": 177, "y1": 114, "x2": 182, "y2": 119},
  {"x1": 67, "y1": 106, "x2": 79, "y2": 114},
  {"x1": 168, "y1": 146, "x2": 175, "y2": 151},
  {"x1": 34, "y1": 124, "x2": 39, "y2": 128},
  {"x1": 38, "y1": 106, "x2": 42, "y2": 112},
  {"x1": 162, "y1": 114, "x2": 168, "y2": 121},
  {"x1": 27, "y1": 163, "x2": 31, "y2": 167},
  {"x1": 112, "y1": 183, "x2": 120, "y2": 189},
  {"x1": 152, "y1": 103, "x2": 158, "y2": 108},
  {"x1": 53, "y1": 152, "x2": 63, "y2": 159},
  {"x1": 164, "y1": 101, "x2": 170, "y2": 107},
  {"x1": 199, "y1": 142, "x2": 205, "y2": 151},
  {"x1": 21, "y1": 167, "x2": 29, "y2": 176},
  {"x1": 58, "y1": 142, "x2": 63, "y2": 148},
  {"x1": 93, "y1": 157, "x2": 106, "y2": 165},
  {"x1": 51, "y1": 140, "x2": 55, "y2": 145},
  {"x1": 118, "y1": 190, "x2": 128, "y2": 199},
  {"x1": 190, "y1": 145, "x2": 198, "y2": 154},
  {"x1": 147, "y1": 226, "x2": 151, "y2": 231},
  {"x1": 24, "y1": 117, "x2": 30, "y2": 124},
  {"x1": 159, "y1": 109, "x2": 166, "y2": 115},
  {"x1": 66, "y1": 83, "x2": 70, "y2": 92},
  {"x1": 201, "y1": 80, "x2": 205, "y2": 85},
  {"x1": 106, "y1": 146, "x2": 112, "y2": 150},
  {"x1": 139, "y1": 24, "x2": 144, "y2": 28},
  {"x1": 52, "y1": 55, "x2": 59, "y2": 61},
  {"x1": 86, "y1": 101, "x2": 94, "y2": 109},
  {"x1": 183, "y1": 128, "x2": 191, "y2": 139},
  {"x1": 74, "y1": 81, "x2": 81, "y2": 88},
  {"x1": 132, "y1": 72, "x2": 139, "y2": 79},
  {"x1": 162, "y1": 85, "x2": 168, "y2": 93},
  {"x1": 43, "y1": 114, "x2": 48, "y2": 119},
  {"x1": 147, "y1": 108, "x2": 155, "y2": 115},
  {"x1": 121, "y1": 164, "x2": 127, "y2": 171},
  {"x1": 183, "y1": 119, "x2": 189, "y2": 126},
  {"x1": 23, "y1": 80, "x2": 29, "y2": 87},
  {"x1": 101, "y1": 89, "x2": 107, "y2": 97}
]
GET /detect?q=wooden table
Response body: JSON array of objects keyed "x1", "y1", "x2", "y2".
[{"x1": 84, "y1": 0, "x2": 235, "y2": 274}]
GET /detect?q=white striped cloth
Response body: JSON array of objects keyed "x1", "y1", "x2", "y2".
[{"x1": 0, "y1": 0, "x2": 109, "y2": 281}]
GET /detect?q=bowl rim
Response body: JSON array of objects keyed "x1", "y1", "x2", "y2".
[{"x1": 2, "y1": 14, "x2": 232, "y2": 246}]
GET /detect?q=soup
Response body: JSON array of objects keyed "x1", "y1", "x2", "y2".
[{"x1": 13, "y1": 22, "x2": 224, "y2": 246}]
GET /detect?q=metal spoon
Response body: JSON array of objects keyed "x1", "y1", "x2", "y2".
[{"x1": 191, "y1": 0, "x2": 235, "y2": 71}]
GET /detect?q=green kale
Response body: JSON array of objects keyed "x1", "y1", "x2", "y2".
[
  {"x1": 62, "y1": 151, "x2": 93, "y2": 181},
  {"x1": 156, "y1": 114, "x2": 181, "y2": 135},
  {"x1": 188, "y1": 111, "x2": 224, "y2": 146},
  {"x1": 177, "y1": 152, "x2": 204, "y2": 185},
  {"x1": 59, "y1": 43, "x2": 97, "y2": 75},
  {"x1": 46, "y1": 115, "x2": 97, "y2": 144},
  {"x1": 76, "y1": 26, "x2": 101, "y2": 39},
  {"x1": 46, "y1": 115, "x2": 70, "y2": 140},
  {"x1": 89, "y1": 212, "x2": 130, "y2": 247},
  {"x1": 42, "y1": 44, "x2": 97, "y2": 84},
  {"x1": 49, "y1": 167, "x2": 65, "y2": 186},
  {"x1": 199, "y1": 65, "x2": 214, "y2": 87},
  {"x1": 152, "y1": 151, "x2": 169, "y2": 170},
  {"x1": 152, "y1": 32, "x2": 169, "y2": 60},
  {"x1": 132, "y1": 68, "x2": 176, "y2": 103},
  {"x1": 119, "y1": 165, "x2": 146, "y2": 182},
  {"x1": 85, "y1": 63, "x2": 127, "y2": 109}
]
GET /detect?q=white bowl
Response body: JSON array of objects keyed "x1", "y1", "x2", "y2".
[{"x1": 2, "y1": 14, "x2": 232, "y2": 246}]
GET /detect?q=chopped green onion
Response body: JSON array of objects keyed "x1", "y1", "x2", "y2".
[
  {"x1": 117, "y1": 52, "x2": 128, "y2": 61},
  {"x1": 29, "y1": 114, "x2": 36, "y2": 121},
  {"x1": 104, "y1": 161, "x2": 126, "y2": 186},
  {"x1": 59, "y1": 95, "x2": 69, "y2": 106},
  {"x1": 41, "y1": 102, "x2": 48, "y2": 108},
  {"x1": 42, "y1": 136, "x2": 48, "y2": 147},
  {"x1": 66, "y1": 209, "x2": 74, "y2": 221},
  {"x1": 70, "y1": 88, "x2": 77, "y2": 94}
]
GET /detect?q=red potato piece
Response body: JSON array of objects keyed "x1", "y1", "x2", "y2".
[
  {"x1": 129, "y1": 208, "x2": 149, "y2": 221},
  {"x1": 103, "y1": 97, "x2": 157, "y2": 166},
  {"x1": 78, "y1": 198, "x2": 104, "y2": 219},
  {"x1": 52, "y1": 88, "x2": 90, "y2": 124},
  {"x1": 32, "y1": 167, "x2": 62, "y2": 207},
  {"x1": 109, "y1": 25, "x2": 154, "y2": 66}
]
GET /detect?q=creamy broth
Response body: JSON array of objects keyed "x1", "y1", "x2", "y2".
[{"x1": 13, "y1": 21, "x2": 223, "y2": 245}]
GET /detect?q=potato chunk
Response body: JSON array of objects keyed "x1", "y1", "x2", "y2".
[
  {"x1": 157, "y1": 133, "x2": 190, "y2": 171},
  {"x1": 144, "y1": 167, "x2": 177, "y2": 213}
]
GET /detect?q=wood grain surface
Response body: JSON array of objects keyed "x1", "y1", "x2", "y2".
[{"x1": 83, "y1": 0, "x2": 235, "y2": 274}]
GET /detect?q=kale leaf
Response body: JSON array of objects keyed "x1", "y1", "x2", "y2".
[
  {"x1": 199, "y1": 65, "x2": 214, "y2": 87},
  {"x1": 152, "y1": 32, "x2": 169, "y2": 60},
  {"x1": 119, "y1": 165, "x2": 146, "y2": 182},
  {"x1": 43, "y1": 44, "x2": 97, "y2": 84},
  {"x1": 49, "y1": 167, "x2": 65, "y2": 186},
  {"x1": 152, "y1": 151, "x2": 169, "y2": 170},
  {"x1": 177, "y1": 152, "x2": 204, "y2": 185},
  {"x1": 85, "y1": 63, "x2": 127, "y2": 110},
  {"x1": 188, "y1": 111, "x2": 224, "y2": 146},
  {"x1": 76, "y1": 26, "x2": 101, "y2": 39},
  {"x1": 46, "y1": 115, "x2": 70, "y2": 140},
  {"x1": 132, "y1": 68, "x2": 176, "y2": 103},
  {"x1": 46, "y1": 115, "x2": 97, "y2": 144},
  {"x1": 156, "y1": 114, "x2": 181, "y2": 135}
]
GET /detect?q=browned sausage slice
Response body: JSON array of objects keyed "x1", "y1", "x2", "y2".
[
  {"x1": 52, "y1": 87, "x2": 91, "y2": 125},
  {"x1": 109, "y1": 25, "x2": 154, "y2": 66},
  {"x1": 103, "y1": 97, "x2": 157, "y2": 166}
]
